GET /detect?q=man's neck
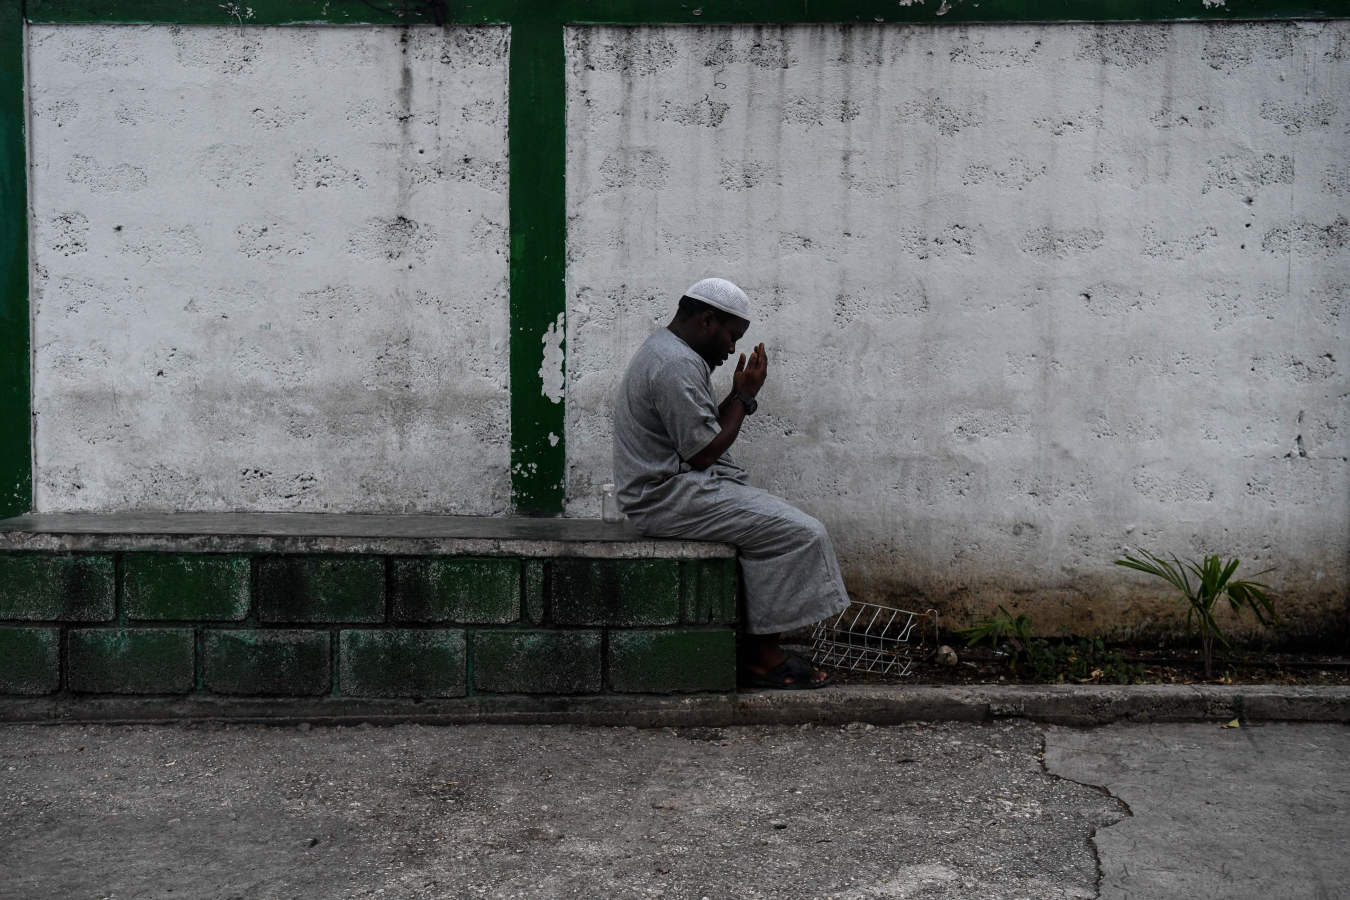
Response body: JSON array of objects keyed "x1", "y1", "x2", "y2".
[{"x1": 664, "y1": 321, "x2": 689, "y2": 346}]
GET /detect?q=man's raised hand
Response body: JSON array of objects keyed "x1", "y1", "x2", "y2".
[{"x1": 734, "y1": 343, "x2": 768, "y2": 397}]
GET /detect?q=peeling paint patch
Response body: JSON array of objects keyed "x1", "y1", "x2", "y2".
[
  {"x1": 719, "y1": 159, "x2": 778, "y2": 191},
  {"x1": 656, "y1": 97, "x2": 729, "y2": 128},
  {"x1": 237, "y1": 222, "x2": 310, "y2": 259},
  {"x1": 66, "y1": 154, "x2": 147, "y2": 193},
  {"x1": 963, "y1": 158, "x2": 1046, "y2": 190},
  {"x1": 539, "y1": 313, "x2": 566, "y2": 405},
  {"x1": 1133, "y1": 469, "x2": 1215, "y2": 503},
  {"x1": 1075, "y1": 26, "x2": 1170, "y2": 68},
  {"x1": 908, "y1": 225, "x2": 976, "y2": 258},
  {"x1": 899, "y1": 95, "x2": 983, "y2": 136},
  {"x1": 1201, "y1": 151, "x2": 1292, "y2": 194},
  {"x1": 1019, "y1": 226, "x2": 1104, "y2": 258},
  {"x1": 1032, "y1": 106, "x2": 1103, "y2": 135},
  {"x1": 1261, "y1": 217, "x2": 1349, "y2": 257},
  {"x1": 1201, "y1": 23, "x2": 1296, "y2": 71},
  {"x1": 1259, "y1": 99, "x2": 1335, "y2": 135},
  {"x1": 1201, "y1": 0, "x2": 1226, "y2": 9},
  {"x1": 346, "y1": 216, "x2": 436, "y2": 262},
  {"x1": 574, "y1": 32, "x2": 678, "y2": 75},
  {"x1": 1142, "y1": 225, "x2": 1219, "y2": 259},
  {"x1": 45, "y1": 213, "x2": 89, "y2": 257},
  {"x1": 782, "y1": 96, "x2": 862, "y2": 128},
  {"x1": 1078, "y1": 282, "x2": 1157, "y2": 316},
  {"x1": 598, "y1": 149, "x2": 669, "y2": 190},
  {"x1": 1323, "y1": 165, "x2": 1350, "y2": 196}
]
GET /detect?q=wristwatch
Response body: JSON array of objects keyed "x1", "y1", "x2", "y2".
[{"x1": 734, "y1": 391, "x2": 758, "y2": 415}]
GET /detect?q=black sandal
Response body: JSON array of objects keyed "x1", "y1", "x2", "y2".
[{"x1": 744, "y1": 651, "x2": 831, "y2": 690}]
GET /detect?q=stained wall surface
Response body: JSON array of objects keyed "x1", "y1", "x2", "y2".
[
  {"x1": 565, "y1": 23, "x2": 1350, "y2": 633},
  {"x1": 29, "y1": 25, "x2": 512, "y2": 513}
]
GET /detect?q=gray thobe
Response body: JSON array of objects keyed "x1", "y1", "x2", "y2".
[{"x1": 613, "y1": 328, "x2": 851, "y2": 635}]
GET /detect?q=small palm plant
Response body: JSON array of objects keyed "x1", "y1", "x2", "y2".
[
  {"x1": 1114, "y1": 551, "x2": 1277, "y2": 679},
  {"x1": 958, "y1": 605, "x2": 1035, "y2": 670}
]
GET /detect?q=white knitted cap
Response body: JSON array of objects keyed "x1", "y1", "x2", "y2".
[{"x1": 684, "y1": 277, "x2": 751, "y2": 323}]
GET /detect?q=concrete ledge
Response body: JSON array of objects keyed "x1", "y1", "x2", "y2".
[
  {"x1": 3, "y1": 684, "x2": 1347, "y2": 728},
  {"x1": 0, "y1": 513, "x2": 736, "y2": 559}
]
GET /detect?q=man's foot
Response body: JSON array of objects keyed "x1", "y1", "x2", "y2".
[{"x1": 741, "y1": 642, "x2": 830, "y2": 689}]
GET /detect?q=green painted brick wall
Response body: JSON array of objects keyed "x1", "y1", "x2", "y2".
[
  {"x1": 203, "y1": 629, "x2": 330, "y2": 696},
  {"x1": 123, "y1": 554, "x2": 251, "y2": 621},
  {"x1": 607, "y1": 628, "x2": 737, "y2": 693},
  {"x1": 67, "y1": 627, "x2": 194, "y2": 694},
  {"x1": 472, "y1": 629, "x2": 601, "y2": 694},
  {"x1": 0, "y1": 553, "x2": 114, "y2": 621},
  {"x1": 391, "y1": 558, "x2": 520, "y2": 624},
  {"x1": 0, "y1": 550, "x2": 741, "y2": 698},
  {"x1": 257, "y1": 556, "x2": 385, "y2": 624},
  {"x1": 551, "y1": 559, "x2": 680, "y2": 626},
  {"x1": 0, "y1": 626, "x2": 58, "y2": 694},
  {"x1": 339, "y1": 629, "x2": 466, "y2": 698},
  {"x1": 680, "y1": 559, "x2": 739, "y2": 625}
]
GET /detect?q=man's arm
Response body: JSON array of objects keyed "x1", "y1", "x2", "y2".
[{"x1": 687, "y1": 343, "x2": 767, "y2": 470}]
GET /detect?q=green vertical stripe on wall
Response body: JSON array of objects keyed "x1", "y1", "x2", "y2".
[
  {"x1": 0, "y1": 0, "x2": 28, "y2": 518},
  {"x1": 509, "y1": 16, "x2": 567, "y2": 515}
]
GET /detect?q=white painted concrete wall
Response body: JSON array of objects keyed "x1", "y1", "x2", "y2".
[
  {"x1": 565, "y1": 23, "x2": 1350, "y2": 632},
  {"x1": 29, "y1": 25, "x2": 512, "y2": 513}
]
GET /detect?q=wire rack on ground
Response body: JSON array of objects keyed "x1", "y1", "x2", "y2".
[{"x1": 810, "y1": 602, "x2": 939, "y2": 676}]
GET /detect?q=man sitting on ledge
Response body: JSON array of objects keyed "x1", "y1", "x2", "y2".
[{"x1": 612, "y1": 277, "x2": 850, "y2": 688}]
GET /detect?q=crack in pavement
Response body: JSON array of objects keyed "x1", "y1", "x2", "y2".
[{"x1": 1036, "y1": 729, "x2": 1134, "y2": 899}]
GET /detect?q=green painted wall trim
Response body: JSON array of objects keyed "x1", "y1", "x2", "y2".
[
  {"x1": 24, "y1": 0, "x2": 1350, "y2": 24},
  {"x1": 508, "y1": 17, "x2": 566, "y2": 515},
  {"x1": 0, "y1": 0, "x2": 28, "y2": 519}
]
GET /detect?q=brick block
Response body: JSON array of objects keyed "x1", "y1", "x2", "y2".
[
  {"x1": 550, "y1": 560, "x2": 679, "y2": 626},
  {"x1": 391, "y1": 558, "x2": 519, "y2": 624},
  {"x1": 68, "y1": 628, "x2": 195, "y2": 694},
  {"x1": 257, "y1": 556, "x2": 384, "y2": 624},
  {"x1": 123, "y1": 554, "x2": 250, "y2": 622},
  {"x1": 680, "y1": 559, "x2": 739, "y2": 625},
  {"x1": 203, "y1": 630, "x2": 330, "y2": 696},
  {"x1": 0, "y1": 627, "x2": 59, "y2": 694},
  {"x1": 0, "y1": 553, "x2": 115, "y2": 621},
  {"x1": 607, "y1": 629, "x2": 737, "y2": 693},
  {"x1": 472, "y1": 630, "x2": 601, "y2": 694},
  {"x1": 339, "y1": 629, "x2": 466, "y2": 698},
  {"x1": 522, "y1": 560, "x2": 545, "y2": 625}
]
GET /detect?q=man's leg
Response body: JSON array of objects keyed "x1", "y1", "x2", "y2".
[{"x1": 628, "y1": 478, "x2": 850, "y2": 686}]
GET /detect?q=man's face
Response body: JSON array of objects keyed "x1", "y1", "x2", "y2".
[{"x1": 695, "y1": 312, "x2": 749, "y2": 368}]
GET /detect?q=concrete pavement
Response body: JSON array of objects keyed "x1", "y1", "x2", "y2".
[
  {"x1": 3, "y1": 718, "x2": 1346, "y2": 899},
  {"x1": 1045, "y1": 723, "x2": 1350, "y2": 900}
]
